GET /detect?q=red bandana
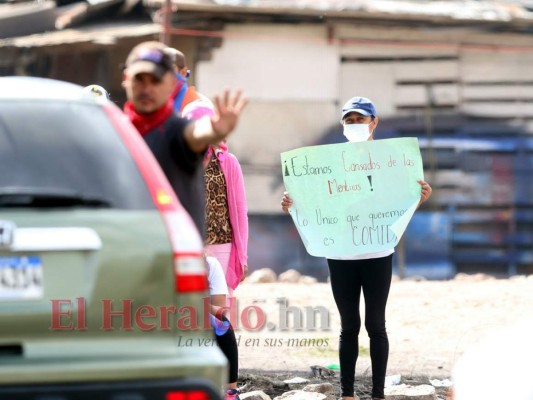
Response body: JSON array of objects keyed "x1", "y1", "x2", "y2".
[{"x1": 123, "y1": 98, "x2": 174, "y2": 136}]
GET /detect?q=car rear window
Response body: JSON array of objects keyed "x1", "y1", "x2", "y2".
[{"x1": 0, "y1": 100, "x2": 154, "y2": 210}]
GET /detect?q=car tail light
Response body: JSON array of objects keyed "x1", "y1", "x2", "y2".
[
  {"x1": 104, "y1": 104, "x2": 207, "y2": 293},
  {"x1": 166, "y1": 390, "x2": 211, "y2": 400},
  {"x1": 164, "y1": 212, "x2": 208, "y2": 293}
]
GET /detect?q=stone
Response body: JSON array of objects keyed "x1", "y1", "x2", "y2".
[
  {"x1": 240, "y1": 390, "x2": 272, "y2": 400},
  {"x1": 247, "y1": 268, "x2": 277, "y2": 283},
  {"x1": 273, "y1": 381, "x2": 290, "y2": 391},
  {"x1": 384, "y1": 384, "x2": 436, "y2": 400},
  {"x1": 302, "y1": 383, "x2": 334, "y2": 394},
  {"x1": 326, "y1": 396, "x2": 358, "y2": 400},
  {"x1": 299, "y1": 275, "x2": 318, "y2": 284},
  {"x1": 279, "y1": 269, "x2": 301, "y2": 283},
  {"x1": 283, "y1": 377, "x2": 309, "y2": 384},
  {"x1": 274, "y1": 390, "x2": 327, "y2": 400}
]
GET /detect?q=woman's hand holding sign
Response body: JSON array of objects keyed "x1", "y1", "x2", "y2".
[
  {"x1": 281, "y1": 191, "x2": 293, "y2": 213},
  {"x1": 417, "y1": 180, "x2": 432, "y2": 207}
]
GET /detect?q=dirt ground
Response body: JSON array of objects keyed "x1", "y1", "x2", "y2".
[
  {"x1": 237, "y1": 371, "x2": 451, "y2": 400},
  {"x1": 229, "y1": 274, "x2": 533, "y2": 397}
]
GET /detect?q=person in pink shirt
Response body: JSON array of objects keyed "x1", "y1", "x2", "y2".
[{"x1": 183, "y1": 100, "x2": 249, "y2": 301}]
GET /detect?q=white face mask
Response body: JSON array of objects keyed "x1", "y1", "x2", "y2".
[{"x1": 343, "y1": 123, "x2": 372, "y2": 142}]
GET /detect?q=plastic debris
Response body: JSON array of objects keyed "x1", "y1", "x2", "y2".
[
  {"x1": 310, "y1": 366, "x2": 336, "y2": 377},
  {"x1": 385, "y1": 374, "x2": 402, "y2": 388},
  {"x1": 210, "y1": 314, "x2": 230, "y2": 336},
  {"x1": 283, "y1": 377, "x2": 309, "y2": 384}
]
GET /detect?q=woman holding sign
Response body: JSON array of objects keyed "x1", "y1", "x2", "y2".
[{"x1": 281, "y1": 97, "x2": 432, "y2": 400}]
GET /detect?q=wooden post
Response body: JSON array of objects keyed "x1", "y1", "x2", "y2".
[{"x1": 160, "y1": 0, "x2": 173, "y2": 45}]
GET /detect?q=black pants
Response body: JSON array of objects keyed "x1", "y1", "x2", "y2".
[
  {"x1": 327, "y1": 255, "x2": 392, "y2": 399},
  {"x1": 215, "y1": 315, "x2": 239, "y2": 383}
]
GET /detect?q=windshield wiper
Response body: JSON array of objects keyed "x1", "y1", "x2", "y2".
[{"x1": 0, "y1": 187, "x2": 113, "y2": 208}]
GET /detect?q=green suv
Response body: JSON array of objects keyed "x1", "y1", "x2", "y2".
[{"x1": 0, "y1": 77, "x2": 226, "y2": 399}]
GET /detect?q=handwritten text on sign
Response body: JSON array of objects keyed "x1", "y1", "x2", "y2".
[{"x1": 280, "y1": 138, "x2": 424, "y2": 258}]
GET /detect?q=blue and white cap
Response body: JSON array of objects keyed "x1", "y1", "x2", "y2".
[{"x1": 341, "y1": 96, "x2": 377, "y2": 120}]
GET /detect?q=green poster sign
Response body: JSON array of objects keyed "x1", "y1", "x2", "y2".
[{"x1": 280, "y1": 138, "x2": 424, "y2": 258}]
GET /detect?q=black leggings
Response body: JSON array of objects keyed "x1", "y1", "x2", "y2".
[
  {"x1": 215, "y1": 315, "x2": 239, "y2": 383},
  {"x1": 327, "y1": 255, "x2": 392, "y2": 399}
]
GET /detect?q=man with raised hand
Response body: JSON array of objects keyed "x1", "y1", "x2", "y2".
[{"x1": 122, "y1": 41, "x2": 247, "y2": 234}]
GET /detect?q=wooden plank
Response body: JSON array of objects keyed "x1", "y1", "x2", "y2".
[
  {"x1": 462, "y1": 85, "x2": 533, "y2": 100},
  {"x1": 436, "y1": 189, "x2": 512, "y2": 206},
  {"x1": 461, "y1": 65, "x2": 533, "y2": 83},
  {"x1": 453, "y1": 209, "x2": 514, "y2": 224},
  {"x1": 453, "y1": 232, "x2": 508, "y2": 246},
  {"x1": 462, "y1": 102, "x2": 533, "y2": 118},
  {"x1": 0, "y1": 23, "x2": 161, "y2": 50},
  {"x1": 340, "y1": 43, "x2": 459, "y2": 58},
  {"x1": 461, "y1": 50, "x2": 533, "y2": 63},
  {"x1": 433, "y1": 170, "x2": 467, "y2": 186},
  {"x1": 395, "y1": 85, "x2": 427, "y2": 106},
  {"x1": 394, "y1": 60, "x2": 459, "y2": 81},
  {"x1": 432, "y1": 84, "x2": 459, "y2": 105},
  {"x1": 459, "y1": 121, "x2": 525, "y2": 136},
  {"x1": 335, "y1": 23, "x2": 533, "y2": 48},
  {"x1": 398, "y1": 83, "x2": 460, "y2": 106},
  {"x1": 432, "y1": 171, "x2": 487, "y2": 188},
  {"x1": 461, "y1": 51, "x2": 533, "y2": 83}
]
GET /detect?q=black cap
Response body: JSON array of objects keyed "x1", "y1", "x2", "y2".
[{"x1": 125, "y1": 41, "x2": 174, "y2": 80}]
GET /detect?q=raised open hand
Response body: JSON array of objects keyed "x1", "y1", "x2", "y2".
[{"x1": 211, "y1": 89, "x2": 248, "y2": 141}]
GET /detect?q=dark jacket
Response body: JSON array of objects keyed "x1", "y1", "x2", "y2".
[{"x1": 142, "y1": 115, "x2": 205, "y2": 236}]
